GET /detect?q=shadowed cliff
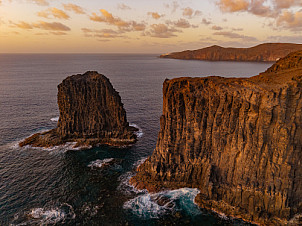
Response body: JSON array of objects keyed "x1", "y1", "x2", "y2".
[
  {"x1": 20, "y1": 71, "x2": 137, "y2": 147},
  {"x1": 132, "y1": 51, "x2": 302, "y2": 225},
  {"x1": 160, "y1": 43, "x2": 302, "y2": 62}
]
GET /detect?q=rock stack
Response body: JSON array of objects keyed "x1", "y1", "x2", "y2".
[{"x1": 20, "y1": 71, "x2": 137, "y2": 147}]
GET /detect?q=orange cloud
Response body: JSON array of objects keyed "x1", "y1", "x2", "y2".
[
  {"x1": 90, "y1": 9, "x2": 130, "y2": 28},
  {"x1": 212, "y1": 25, "x2": 223, "y2": 30},
  {"x1": 37, "y1": 8, "x2": 70, "y2": 20},
  {"x1": 89, "y1": 9, "x2": 146, "y2": 32},
  {"x1": 30, "y1": 0, "x2": 49, "y2": 6},
  {"x1": 15, "y1": 21, "x2": 71, "y2": 31},
  {"x1": 14, "y1": 21, "x2": 33, "y2": 29},
  {"x1": 148, "y1": 12, "x2": 163, "y2": 19},
  {"x1": 33, "y1": 21, "x2": 71, "y2": 31},
  {"x1": 182, "y1": 7, "x2": 201, "y2": 18},
  {"x1": 274, "y1": 0, "x2": 302, "y2": 9},
  {"x1": 63, "y1": 3, "x2": 85, "y2": 14},
  {"x1": 277, "y1": 10, "x2": 302, "y2": 30},
  {"x1": 218, "y1": 0, "x2": 249, "y2": 12}
]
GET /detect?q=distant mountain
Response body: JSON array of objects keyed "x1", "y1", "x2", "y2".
[{"x1": 160, "y1": 43, "x2": 302, "y2": 62}]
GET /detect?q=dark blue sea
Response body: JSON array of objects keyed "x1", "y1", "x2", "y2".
[{"x1": 0, "y1": 54, "x2": 273, "y2": 225}]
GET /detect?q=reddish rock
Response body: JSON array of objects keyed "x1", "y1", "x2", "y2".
[
  {"x1": 160, "y1": 43, "x2": 302, "y2": 62},
  {"x1": 133, "y1": 51, "x2": 302, "y2": 225},
  {"x1": 20, "y1": 71, "x2": 137, "y2": 148}
]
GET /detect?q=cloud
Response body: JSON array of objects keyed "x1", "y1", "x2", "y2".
[
  {"x1": 117, "y1": 3, "x2": 131, "y2": 10},
  {"x1": 15, "y1": 21, "x2": 71, "y2": 31},
  {"x1": 37, "y1": 8, "x2": 70, "y2": 20},
  {"x1": 14, "y1": 21, "x2": 33, "y2": 29},
  {"x1": 173, "y1": 18, "x2": 191, "y2": 28},
  {"x1": 50, "y1": 31, "x2": 67, "y2": 35},
  {"x1": 266, "y1": 35, "x2": 302, "y2": 43},
  {"x1": 144, "y1": 24, "x2": 180, "y2": 38},
  {"x1": 90, "y1": 9, "x2": 130, "y2": 28},
  {"x1": 63, "y1": 4, "x2": 85, "y2": 14},
  {"x1": 274, "y1": 0, "x2": 302, "y2": 9},
  {"x1": 217, "y1": 0, "x2": 249, "y2": 12},
  {"x1": 182, "y1": 7, "x2": 202, "y2": 18},
  {"x1": 82, "y1": 28, "x2": 124, "y2": 39},
  {"x1": 277, "y1": 10, "x2": 302, "y2": 30},
  {"x1": 164, "y1": 1, "x2": 180, "y2": 13},
  {"x1": 131, "y1": 22, "x2": 146, "y2": 31},
  {"x1": 212, "y1": 25, "x2": 223, "y2": 30},
  {"x1": 90, "y1": 9, "x2": 146, "y2": 32},
  {"x1": 30, "y1": 0, "x2": 49, "y2": 6},
  {"x1": 148, "y1": 12, "x2": 163, "y2": 19},
  {"x1": 213, "y1": 31, "x2": 258, "y2": 41},
  {"x1": 202, "y1": 18, "x2": 212, "y2": 25}
]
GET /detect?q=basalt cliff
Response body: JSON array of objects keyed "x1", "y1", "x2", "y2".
[
  {"x1": 160, "y1": 43, "x2": 302, "y2": 62},
  {"x1": 20, "y1": 71, "x2": 137, "y2": 147},
  {"x1": 132, "y1": 51, "x2": 302, "y2": 225}
]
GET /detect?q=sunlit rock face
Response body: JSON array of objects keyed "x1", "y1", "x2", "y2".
[
  {"x1": 20, "y1": 71, "x2": 137, "y2": 147},
  {"x1": 160, "y1": 43, "x2": 302, "y2": 62},
  {"x1": 133, "y1": 51, "x2": 302, "y2": 225}
]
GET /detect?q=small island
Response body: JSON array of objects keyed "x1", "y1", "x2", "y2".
[
  {"x1": 132, "y1": 50, "x2": 302, "y2": 225},
  {"x1": 160, "y1": 43, "x2": 302, "y2": 62},
  {"x1": 20, "y1": 71, "x2": 137, "y2": 148}
]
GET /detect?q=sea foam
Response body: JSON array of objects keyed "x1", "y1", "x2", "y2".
[
  {"x1": 129, "y1": 123, "x2": 144, "y2": 138},
  {"x1": 88, "y1": 158, "x2": 114, "y2": 169},
  {"x1": 123, "y1": 188, "x2": 201, "y2": 219},
  {"x1": 50, "y1": 116, "x2": 59, "y2": 122}
]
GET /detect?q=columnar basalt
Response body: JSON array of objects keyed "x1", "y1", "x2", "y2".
[
  {"x1": 132, "y1": 51, "x2": 302, "y2": 225},
  {"x1": 20, "y1": 71, "x2": 137, "y2": 147}
]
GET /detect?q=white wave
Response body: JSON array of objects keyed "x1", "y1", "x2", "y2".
[
  {"x1": 26, "y1": 203, "x2": 75, "y2": 224},
  {"x1": 133, "y1": 157, "x2": 148, "y2": 169},
  {"x1": 123, "y1": 188, "x2": 201, "y2": 219},
  {"x1": 129, "y1": 123, "x2": 144, "y2": 138},
  {"x1": 117, "y1": 171, "x2": 147, "y2": 195},
  {"x1": 50, "y1": 116, "x2": 59, "y2": 122},
  {"x1": 88, "y1": 158, "x2": 114, "y2": 168}
]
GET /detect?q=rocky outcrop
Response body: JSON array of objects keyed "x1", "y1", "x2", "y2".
[
  {"x1": 132, "y1": 51, "x2": 302, "y2": 225},
  {"x1": 160, "y1": 43, "x2": 302, "y2": 62},
  {"x1": 20, "y1": 71, "x2": 137, "y2": 147}
]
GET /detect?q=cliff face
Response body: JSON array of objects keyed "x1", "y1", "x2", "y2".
[
  {"x1": 160, "y1": 43, "x2": 302, "y2": 62},
  {"x1": 132, "y1": 51, "x2": 302, "y2": 224},
  {"x1": 20, "y1": 71, "x2": 137, "y2": 147}
]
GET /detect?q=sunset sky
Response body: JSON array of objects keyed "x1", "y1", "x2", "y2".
[{"x1": 0, "y1": 0, "x2": 301, "y2": 53}]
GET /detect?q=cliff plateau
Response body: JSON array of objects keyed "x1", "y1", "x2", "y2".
[
  {"x1": 20, "y1": 71, "x2": 137, "y2": 147},
  {"x1": 132, "y1": 51, "x2": 302, "y2": 225},
  {"x1": 160, "y1": 43, "x2": 302, "y2": 62}
]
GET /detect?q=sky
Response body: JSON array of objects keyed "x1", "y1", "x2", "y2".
[{"x1": 0, "y1": 0, "x2": 301, "y2": 53}]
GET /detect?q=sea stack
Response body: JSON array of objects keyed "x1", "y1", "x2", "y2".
[
  {"x1": 132, "y1": 51, "x2": 302, "y2": 225},
  {"x1": 20, "y1": 71, "x2": 137, "y2": 147}
]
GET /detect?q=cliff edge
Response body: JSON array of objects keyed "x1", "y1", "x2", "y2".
[
  {"x1": 20, "y1": 71, "x2": 137, "y2": 147},
  {"x1": 160, "y1": 43, "x2": 302, "y2": 62},
  {"x1": 132, "y1": 51, "x2": 302, "y2": 225}
]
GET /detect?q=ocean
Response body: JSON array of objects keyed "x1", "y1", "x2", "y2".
[{"x1": 0, "y1": 54, "x2": 272, "y2": 225}]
